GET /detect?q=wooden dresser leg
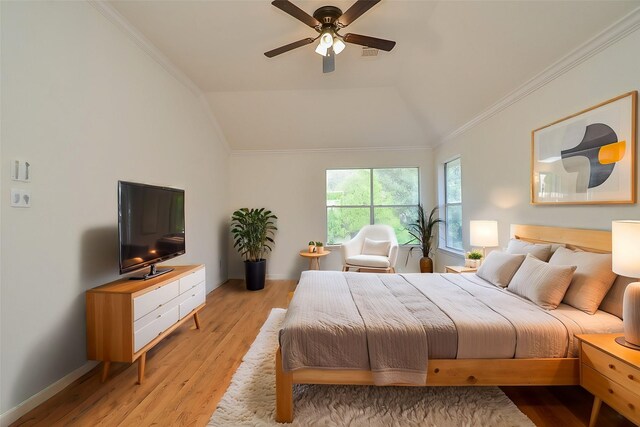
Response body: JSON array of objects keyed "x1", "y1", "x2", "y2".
[
  {"x1": 137, "y1": 353, "x2": 146, "y2": 385},
  {"x1": 101, "y1": 361, "x2": 110, "y2": 383},
  {"x1": 275, "y1": 348, "x2": 293, "y2": 423},
  {"x1": 193, "y1": 312, "x2": 201, "y2": 330},
  {"x1": 589, "y1": 397, "x2": 602, "y2": 427}
]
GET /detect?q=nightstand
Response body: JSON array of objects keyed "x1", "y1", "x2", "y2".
[
  {"x1": 444, "y1": 265, "x2": 477, "y2": 274},
  {"x1": 576, "y1": 334, "x2": 640, "y2": 427}
]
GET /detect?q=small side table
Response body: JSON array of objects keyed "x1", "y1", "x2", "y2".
[
  {"x1": 445, "y1": 265, "x2": 477, "y2": 274},
  {"x1": 299, "y1": 250, "x2": 331, "y2": 270},
  {"x1": 576, "y1": 334, "x2": 640, "y2": 427}
]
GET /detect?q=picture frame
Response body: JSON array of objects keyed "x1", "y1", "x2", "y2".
[{"x1": 531, "y1": 91, "x2": 637, "y2": 205}]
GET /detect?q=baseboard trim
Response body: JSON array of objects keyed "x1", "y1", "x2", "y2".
[{"x1": 0, "y1": 361, "x2": 99, "y2": 427}]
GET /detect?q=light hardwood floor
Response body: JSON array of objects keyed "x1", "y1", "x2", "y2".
[{"x1": 12, "y1": 279, "x2": 635, "y2": 427}]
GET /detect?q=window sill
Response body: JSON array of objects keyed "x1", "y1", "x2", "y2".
[{"x1": 437, "y1": 247, "x2": 465, "y2": 258}]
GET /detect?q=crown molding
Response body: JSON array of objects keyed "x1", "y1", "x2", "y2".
[
  {"x1": 436, "y1": 6, "x2": 640, "y2": 147},
  {"x1": 230, "y1": 145, "x2": 432, "y2": 156},
  {"x1": 87, "y1": 1, "x2": 231, "y2": 154}
]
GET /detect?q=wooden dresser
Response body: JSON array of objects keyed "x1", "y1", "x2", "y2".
[
  {"x1": 86, "y1": 265, "x2": 206, "y2": 383},
  {"x1": 577, "y1": 334, "x2": 640, "y2": 427}
]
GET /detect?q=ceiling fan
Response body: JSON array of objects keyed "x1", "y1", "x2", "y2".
[{"x1": 264, "y1": 0, "x2": 396, "y2": 73}]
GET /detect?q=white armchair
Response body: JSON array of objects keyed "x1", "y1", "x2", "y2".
[{"x1": 340, "y1": 225, "x2": 399, "y2": 273}]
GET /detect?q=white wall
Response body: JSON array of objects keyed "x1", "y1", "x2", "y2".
[
  {"x1": 433, "y1": 27, "x2": 640, "y2": 271},
  {"x1": 0, "y1": 1, "x2": 228, "y2": 416},
  {"x1": 228, "y1": 149, "x2": 435, "y2": 280}
]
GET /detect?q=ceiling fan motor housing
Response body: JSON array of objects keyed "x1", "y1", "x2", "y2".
[{"x1": 313, "y1": 6, "x2": 343, "y2": 26}]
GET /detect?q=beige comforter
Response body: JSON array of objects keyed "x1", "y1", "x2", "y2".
[{"x1": 279, "y1": 271, "x2": 622, "y2": 385}]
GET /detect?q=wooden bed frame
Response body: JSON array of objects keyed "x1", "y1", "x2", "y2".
[{"x1": 275, "y1": 224, "x2": 613, "y2": 422}]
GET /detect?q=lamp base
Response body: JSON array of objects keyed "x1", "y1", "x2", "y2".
[{"x1": 615, "y1": 336, "x2": 640, "y2": 351}]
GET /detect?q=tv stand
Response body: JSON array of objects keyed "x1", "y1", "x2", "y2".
[
  {"x1": 129, "y1": 264, "x2": 174, "y2": 281},
  {"x1": 86, "y1": 265, "x2": 206, "y2": 384}
]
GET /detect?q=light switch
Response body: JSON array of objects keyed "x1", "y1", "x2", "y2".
[{"x1": 10, "y1": 159, "x2": 30, "y2": 182}]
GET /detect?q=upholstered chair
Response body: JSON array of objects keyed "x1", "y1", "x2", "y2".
[{"x1": 340, "y1": 225, "x2": 399, "y2": 273}]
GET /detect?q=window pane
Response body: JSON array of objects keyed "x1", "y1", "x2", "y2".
[
  {"x1": 326, "y1": 169, "x2": 371, "y2": 206},
  {"x1": 446, "y1": 204, "x2": 463, "y2": 251},
  {"x1": 445, "y1": 158, "x2": 461, "y2": 204},
  {"x1": 374, "y1": 206, "x2": 418, "y2": 244},
  {"x1": 327, "y1": 207, "x2": 370, "y2": 244},
  {"x1": 373, "y1": 168, "x2": 419, "y2": 205}
]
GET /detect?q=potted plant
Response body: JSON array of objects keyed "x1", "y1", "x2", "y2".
[
  {"x1": 405, "y1": 205, "x2": 444, "y2": 273},
  {"x1": 230, "y1": 208, "x2": 278, "y2": 291},
  {"x1": 308, "y1": 241, "x2": 316, "y2": 253},
  {"x1": 315, "y1": 241, "x2": 324, "y2": 254},
  {"x1": 466, "y1": 250, "x2": 483, "y2": 268}
]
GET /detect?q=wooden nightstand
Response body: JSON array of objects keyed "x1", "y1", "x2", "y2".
[
  {"x1": 445, "y1": 265, "x2": 477, "y2": 274},
  {"x1": 576, "y1": 334, "x2": 640, "y2": 427}
]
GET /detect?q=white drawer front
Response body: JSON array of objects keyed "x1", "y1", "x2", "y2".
[
  {"x1": 134, "y1": 292, "x2": 184, "y2": 333},
  {"x1": 179, "y1": 282, "x2": 206, "y2": 319},
  {"x1": 134, "y1": 305, "x2": 179, "y2": 352},
  {"x1": 133, "y1": 280, "x2": 180, "y2": 321},
  {"x1": 179, "y1": 268, "x2": 206, "y2": 294}
]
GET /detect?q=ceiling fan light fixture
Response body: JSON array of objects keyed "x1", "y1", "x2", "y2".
[
  {"x1": 333, "y1": 37, "x2": 346, "y2": 55},
  {"x1": 315, "y1": 43, "x2": 328, "y2": 56},
  {"x1": 319, "y1": 31, "x2": 334, "y2": 48}
]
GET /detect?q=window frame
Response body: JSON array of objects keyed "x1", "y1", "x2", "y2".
[
  {"x1": 325, "y1": 167, "x2": 420, "y2": 245},
  {"x1": 443, "y1": 157, "x2": 463, "y2": 253}
]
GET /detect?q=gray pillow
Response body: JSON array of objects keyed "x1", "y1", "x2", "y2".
[
  {"x1": 506, "y1": 239, "x2": 553, "y2": 261},
  {"x1": 476, "y1": 251, "x2": 526, "y2": 288},
  {"x1": 549, "y1": 247, "x2": 617, "y2": 315},
  {"x1": 507, "y1": 254, "x2": 577, "y2": 309},
  {"x1": 600, "y1": 275, "x2": 637, "y2": 319}
]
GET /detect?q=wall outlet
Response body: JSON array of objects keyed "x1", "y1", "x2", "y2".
[{"x1": 10, "y1": 189, "x2": 31, "y2": 208}]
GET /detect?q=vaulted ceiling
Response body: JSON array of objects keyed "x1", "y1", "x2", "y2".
[{"x1": 110, "y1": 0, "x2": 639, "y2": 150}]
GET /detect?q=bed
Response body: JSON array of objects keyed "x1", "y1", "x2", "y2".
[{"x1": 274, "y1": 225, "x2": 626, "y2": 422}]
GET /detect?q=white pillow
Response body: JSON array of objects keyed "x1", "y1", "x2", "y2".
[
  {"x1": 549, "y1": 247, "x2": 617, "y2": 314},
  {"x1": 362, "y1": 238, "x2": 391, "y2": 256},
  {"x1": 507, "y1": 254, "x2": 577, "y2": 310},
  {"x1": 506, "y1": 239, "x2": 552, "y2": 261},
  {"x1": 476, "y1": 251, "x2": 526, "y2": 288}
]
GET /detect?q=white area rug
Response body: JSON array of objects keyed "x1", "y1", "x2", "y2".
[{"x1": 209, "y1": 309, "x2": 535, "y2": 426}]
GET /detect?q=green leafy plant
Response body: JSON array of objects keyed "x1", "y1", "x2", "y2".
[
  {"x1": 315, "y1": 241, "x2": 324, "y2": 247},
  {"x1": 405, "y1": 205, "x2": 444, "y2": 264},
  {"x1": 467, "y1": 250, "x2": 483, "y2": 260},
  {"x1": 230, "y1": 208, "x2": 278, "y2": 262},
  {"x1": 308, "y1": 241, "x2": 315, "y2": 246}
]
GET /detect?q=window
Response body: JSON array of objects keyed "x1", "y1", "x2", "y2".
[
  {"x1": 326, "y1": 168, "x2": 419, "y2": 245},
  {"x1": 444, "y1": 158, "x2": 463, "y2": 251}
]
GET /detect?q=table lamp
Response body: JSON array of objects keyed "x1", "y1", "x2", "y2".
[
  {"x1": 612, "y1": 220, "x2": 640, "y2": 350},
  {"x1": 470, "y1": 220, "x2": 499, "y2": 258}
]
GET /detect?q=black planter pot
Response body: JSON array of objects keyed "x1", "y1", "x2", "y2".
[{"x1": 244, "y1": 259, "x2": 266, "y2": 291}]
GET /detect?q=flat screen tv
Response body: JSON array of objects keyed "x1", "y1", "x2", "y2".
[{"x1": 118, "y1": 181, "x2": 185, "y2": 280}]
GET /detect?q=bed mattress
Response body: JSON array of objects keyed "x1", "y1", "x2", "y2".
[{"x1": 279, "y1": 271, "x2": 622, "y2": 385}]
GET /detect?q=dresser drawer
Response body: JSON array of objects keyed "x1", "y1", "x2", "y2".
[
  {"x1": 582, "y1": 342, "x2": 640, "y2": 392},
  {"x1": 179, "y1": 282, "x2": 206, "y2": 319},
  {"x1": 179, "y1": 268, "x2": 205, "y2": 294},
  {"x1": 582, "y1": 364, "x2": 640, "y2": 424},
  {"x1": 134, "y1": 292, "x2": 183, "y2": 333},
  {"x1": 134, "y1": 305, "x2": 180, "y2": 352},
  {"x1": 133, "y1": 280, "x2": 180, "y2": 320}
]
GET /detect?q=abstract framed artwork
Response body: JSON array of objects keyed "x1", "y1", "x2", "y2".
[{"x1": 531, "y1": 91, "x2": 637, "y2": 205}]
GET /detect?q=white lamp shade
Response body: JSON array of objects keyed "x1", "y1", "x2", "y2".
[
  {"x1": 612, "y1": 220, "x2": 640, "y2": 277},
  {"x1": 470, "y1": 220, "x2": 499, "y2": 247}
]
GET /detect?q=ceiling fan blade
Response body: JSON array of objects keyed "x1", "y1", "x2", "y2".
[
  {"x1": 343, "y1": 33, "x2": 396, "y2": 51},
  {"x1": 323, "y1": 47, "x2": 335, "y2": 73},
  {"x1": 271, "y1": 0, "x2": 320, "y2": 28},
  {"x1": 264, "y1": 38, "x2": 315, "y2": 58},
  {"x1": 338, "y1": 0, "x2": 381, "y2": 27}
]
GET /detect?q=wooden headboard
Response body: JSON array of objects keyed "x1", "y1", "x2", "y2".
[{"x1": 510, "y1": 224, "x2": 611, "y2": 253}]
